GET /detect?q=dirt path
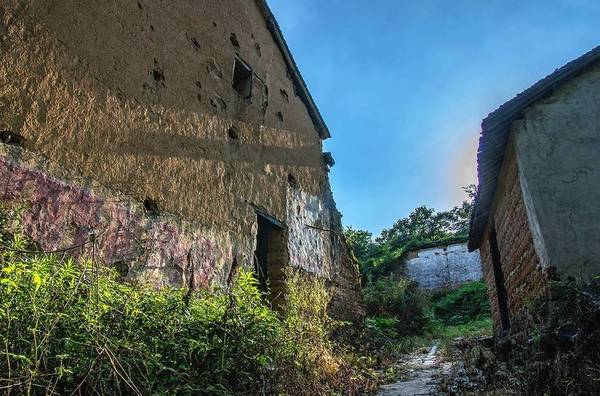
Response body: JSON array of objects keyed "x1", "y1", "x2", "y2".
[{"x1": 377, "y1": 343, "x2": 450, "y2": 396}]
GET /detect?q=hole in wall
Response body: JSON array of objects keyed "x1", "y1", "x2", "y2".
[
  {"x1": 143, "y1": 198, "x2": 160, "y2": 216},
  {"x1": 137, "y1": 2, "x2": 143, "y2": 10},
  {"x1": 232, "y1": 57, "x2": 253, "y2": 98},
  {"x1": 254, "y1": 43, "x2": 262, "y2": 57},
  {"x1": 212, "y1": 22, "x2": 217, "y2": 28},
  {"x1": 276, "y1": 111, "x2": 284, "y2": 122},
  {"x1": 111, "y1": 261, "x2": 129, "y2": 279},
  {"x1": 0, "y1": 130, "x2": 25, "y2": 146},
  {"x1": 210, "y1": 95, "x2": 227, "y2": 112},
  {"x1": 191, "y1": 37, "x2": 200, "y2": 51},
  {"x1": 152, "y1": 67, "x2": 164, "y2": 82},
  {"x1": 207, "y1": 59, "x2": 223, "y2": 80},
  {"x1": 288, "y1": 173, "x2": 298, "y2": 189},
  {"x1": 197, "y1": 94, "x2": 202, "y2": 103},
  {"x1": 194, "y1": 80, "x2": 202, "y2": 89},
  {"x1": 228, "y1": 126, "x2": 240, "y2": 140},
  {"x1": 280, "y1": 89, "x2": 289, "y2": 103},
  {"x1": 230, "y1": 33, "x2": 240, "y2": 49},
  {"x1": 150, "y1": 25, "x2": 155, "y2": 31}
]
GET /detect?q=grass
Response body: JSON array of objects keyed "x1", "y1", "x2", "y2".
[{"x1": 437, "y1": 317, "x2": 493, "y2": 339}]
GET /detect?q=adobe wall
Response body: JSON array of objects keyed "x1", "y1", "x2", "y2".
[
  {"x1": 479, "y1": 145, "x2": 547, "y2": 334},
  {"x1": 403, "y1": 243, "x2": 482, "y2": 290},
  {"x1": 514, "y1": 61, "x2": 600, "y2": 279},
  {"x1": 0, "y1": 1, "x2": 362, "y2": 319}
]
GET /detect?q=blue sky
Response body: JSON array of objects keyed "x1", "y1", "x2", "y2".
[{"x1": 267, "y1": 0, "x2": 600, "y2": 236}]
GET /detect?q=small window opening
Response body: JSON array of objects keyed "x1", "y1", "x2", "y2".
[
  {"x1": 232, "y1": 58, "x2": 253, "y2": 98},
  {"x1": 254, "y1": 213, "x2": 287, "y2": 309},
  {"x1": 490, "y1": 225, "x2": 511, "y2": 332}
]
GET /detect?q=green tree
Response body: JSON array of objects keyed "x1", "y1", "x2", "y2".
[
  {"x1": 345, "y1": 184, "x2": 477, "y2": 281},
  {"x1": 344, "y1": 227, "x2": 377, "y2": 264}
]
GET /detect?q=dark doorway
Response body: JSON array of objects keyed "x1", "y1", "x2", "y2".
[
  {"x1": 254, "y1": 213, "x2": 287, "y2": 308},
  {"x1": 489, "y1": 225, "x2": 511, "y2": 332}
]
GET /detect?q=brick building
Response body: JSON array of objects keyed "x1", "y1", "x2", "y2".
[
  {"x1": 0, "y1": 1, "x2": 362, "y2": 320},
  {"x1": 468, "y1": 46, "x2": 600, "y2": 335}
]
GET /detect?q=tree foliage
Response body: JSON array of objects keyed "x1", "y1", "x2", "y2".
[{"x1": 346, "y1": 184, "x2": 477, "y2": 281}]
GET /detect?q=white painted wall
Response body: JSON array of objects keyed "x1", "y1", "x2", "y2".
[{"x1": 405, "y1": 243, "x2": 482, "y2": 290}]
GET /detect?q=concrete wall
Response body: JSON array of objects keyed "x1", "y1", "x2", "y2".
[
  {"x1": 0, "y1": 1, "x2": 362, "y2": 319},
  {"x1": 404, "y1": 243, "x2": 482, "y2": 290},
  {"x1": 514, "y1": 61, "x2": 600, "y2": 279}
]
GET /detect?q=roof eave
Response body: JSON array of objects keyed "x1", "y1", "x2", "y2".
[{"x1": 468, "y1": 45, "x2": 600, "y2": 251}]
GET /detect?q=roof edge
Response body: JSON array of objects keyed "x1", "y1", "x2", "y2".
[
  {"x1": 468, "y1": 45, "x2": 600, "y2": 251},
  {"x1": 254, "y1": 0, "x2": 331, "y2": 140}
]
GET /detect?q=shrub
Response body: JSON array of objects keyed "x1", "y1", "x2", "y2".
[
  {"x1": 363, "y1": 276, "x2": 431, "y2": 336},
  {"x1": 432, "y1": 281, "x2": 491, "y2": 325},
  {"x1": 440, "y1": 277, "x2": 600, "y2": 395},
  {"x1": 0, "y1": 234, "x2": 377, "y2": 395}
]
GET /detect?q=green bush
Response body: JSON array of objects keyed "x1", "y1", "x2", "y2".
[
  {"x1": 363, "y1": 276, "x2": 431, "y2": 336},
  {"x1": 0, "y1": 234, "x2": 376, "y2": 395},
  {"x1": 431, "y1": 281, "x2": 491, "y2": 325}
]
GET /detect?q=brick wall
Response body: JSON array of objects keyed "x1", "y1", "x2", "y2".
[{"x1": 479, "y1": 147, "x2": 547, "y2": 335}]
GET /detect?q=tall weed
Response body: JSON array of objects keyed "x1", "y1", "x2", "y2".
[{"x1": 0, "y1": 235, "x2": 376, "y2": 395}]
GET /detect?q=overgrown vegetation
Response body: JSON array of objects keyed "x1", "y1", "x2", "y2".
[
  {"x1": 345, "y1": 184, "x2": 491, "y2": 364},
  {"x1": 440, "y1": 277, "x2": 600, "y2": 395},
  {"x1": 362, "y1": 280, "x2": 492, "y2": 357},
  {"x1": 345, "y1": 184, "x2": 476, "y2": 281},
  {"x1": 363, "y1": 277, "x2": 432, "y2": 336},
  {"x1": 431, "y1": 280, "x2": 491, "y2": 326},
  {"x1": 0, "y1": 233, "x2": 378, "y2": 395}
]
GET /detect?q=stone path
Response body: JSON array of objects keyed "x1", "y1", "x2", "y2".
[{"x1": 377, "y1": 343, "x2": 450, "y2": 396}]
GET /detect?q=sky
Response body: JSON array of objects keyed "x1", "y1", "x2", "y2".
[{"x1": 267, "y1": 0, "x2": 600, "y2": 236}]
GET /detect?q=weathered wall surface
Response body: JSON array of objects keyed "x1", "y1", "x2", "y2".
[
  {"x1": 0, "y1": 1, "x2": 362, "y2": 319},
  {"x1": 403, "y1": 243, "x2": 482, "y2": 290},
  {"x1": 0, "y1": 144, "x2": 230, "y2": 288},
  {"x1": 514, "y1": 62, "x2": 600, "y2": 279},
  {"x1": 479, "y1": 145, "x2": 547, "y2": 335}
]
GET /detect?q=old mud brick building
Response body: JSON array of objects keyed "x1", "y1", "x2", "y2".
[
  {"x1": 469, "y1": 46, "x2": 600, "y2": 335},
  {"x1": 0, "y1": 1, "x2": 362, "y2": 320}
]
